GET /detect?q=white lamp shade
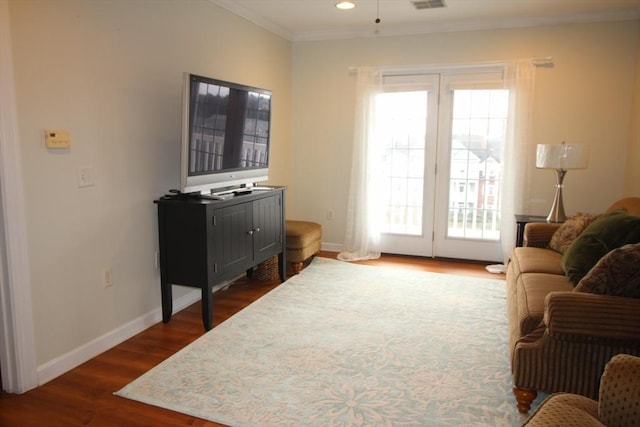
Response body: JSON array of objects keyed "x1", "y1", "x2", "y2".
[{"x1": 536, "y1": 143, "x2": 589, "y2": 169}]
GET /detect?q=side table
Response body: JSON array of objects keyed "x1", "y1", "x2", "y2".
[{"x1": 515, "y1": 214, "x2": 547, "y2": 247}]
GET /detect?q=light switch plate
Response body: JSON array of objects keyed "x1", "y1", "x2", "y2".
[
  {"x1": 45, "y1": 130, "x2": 71, "y2": 148},
  {"x1": 78, "y1": 167, "x2": 95, "y2": 187}
]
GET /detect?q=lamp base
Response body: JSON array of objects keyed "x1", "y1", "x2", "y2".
[{"x1": 546, "y1": 169, "x2": 567, "y2": 223}]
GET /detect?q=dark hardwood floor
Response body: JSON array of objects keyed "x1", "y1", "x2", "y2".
[{"x1": 0, "y1": 252, "x2": 503, "y2": 427}]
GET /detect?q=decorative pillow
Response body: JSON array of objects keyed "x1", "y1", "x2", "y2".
[
  {"x1": 561, "y1": 210, "x2": 640, "y2": 285},
  {"x1": 574, "y1": 243, "x2": 640, "y2": 298},
  {"x1": 548, "y1": 213, "x2": 600, "y2": 254}
]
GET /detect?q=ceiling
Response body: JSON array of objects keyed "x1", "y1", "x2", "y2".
[{"x1": 210, "y1": 0, "x2": 640, "y2": 42}]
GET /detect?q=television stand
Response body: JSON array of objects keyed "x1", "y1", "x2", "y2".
[{"x1": 154, "y1": 186, "x2": 286, "y2": 330}]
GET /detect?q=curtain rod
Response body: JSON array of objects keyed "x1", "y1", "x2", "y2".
[
  {"x1": 348, "y1": 57, "x2": 554, "y2": 75},
  {"x1": 531, "y1": 56, "x2": 554, "y2": 67}
]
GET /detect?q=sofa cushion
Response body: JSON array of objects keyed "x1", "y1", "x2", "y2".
[
  {"x1": 561, "y1": 211, "x2": 640, "y2": 285},
  {"x1": 517, "y1": 272, "x2": 573, "y2": 337},
  {"x1": 521, "y1": 393, "x2": 601, "y2": 427},
  {"x1": 548, "y1": 213, "x2": 599, "y2": 254},
  {"x1": 606, "y1": 197, "x2": 640, "y2": 216},
  {"x1": 574, "y1": 243, "x2": 640, "y2": 298},
  {"x1": 598, "y1": 354, "x2": 640, "y2": 427},
  {"x1": 511, "y1": 247, "x2": 565, "y2": 276}
]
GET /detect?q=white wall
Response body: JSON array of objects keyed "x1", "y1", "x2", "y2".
[
  {"x1": 625, "y1": 25, "x2": 640, "y2": 195},
  {"x1": 291, "y1": 21, "x2": 640, "y2": 246},
  {"x1": 7, "y1": 0, "x2": 639, "y2": 383},
  {"x1": 8, "y1": 0, "x2": 292, "y2": 368}
]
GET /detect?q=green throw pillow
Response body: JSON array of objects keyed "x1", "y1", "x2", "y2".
[{"x1": 561, "y1": 210, "x2": 640, "y2": 285}]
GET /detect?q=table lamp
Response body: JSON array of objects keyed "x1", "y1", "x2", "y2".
[{"x1": 536, "y1": 142, "x2": 589, "y2": 223}]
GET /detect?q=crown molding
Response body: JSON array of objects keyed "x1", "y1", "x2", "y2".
[
  {"x1": 291, "y1": 10, "x2": 640, "y2": 42},
  {"x1": 209, "y1": 0, "x2": 639, "y2": 43},
  {"x1": 209, "y1": 0, "x2": 293, "y2": 41}
]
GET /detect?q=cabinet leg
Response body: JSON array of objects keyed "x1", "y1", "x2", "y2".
[
  {"x1": 278, "y1": 252, "x2": 286, "y2": 281},
  {"x1": 161, "y1": 281, "x2": 172, "y2": 323},
  {"x1": 201, "y1": 286, "x2": 213, "y2": 331}
]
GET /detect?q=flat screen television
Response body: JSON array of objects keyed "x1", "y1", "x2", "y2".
[{"x1": 180, "y1": 73, "x2": 272, "y2": 195}]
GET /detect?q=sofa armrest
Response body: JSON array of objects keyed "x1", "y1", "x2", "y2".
[
  {"x1": 598, "y1": 354, "x2": 640, "y2": 427},
  {"x1": 523, "y1": 223, "x2": 561, "y2": 248},
  {"x1": 544, "y1": 291, "x2": 640, "y2": 342}
]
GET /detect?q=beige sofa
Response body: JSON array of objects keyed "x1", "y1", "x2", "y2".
[
  {"x1": 522, "y1": 354, "x2": 640, "y2": 427},
  {"x1": 506, "y1": 197, "x2": 640, "y2": 413}
]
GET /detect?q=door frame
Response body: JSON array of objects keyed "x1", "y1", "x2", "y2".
[
  {"x1": 0, "y1": 0, "x2": 39, "y2": 393},
  {"x1": 378, "y1": 74, "x2": 440, "y2": 257}
]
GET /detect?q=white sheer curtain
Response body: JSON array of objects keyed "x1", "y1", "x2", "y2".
[
  {"x1": 499, "y1": 60, "x2": 537, "y2": 265},
  {"x1": 338, "y1": 61, "x2": 537, "y2": 265},
  {"x1": 337, "y1": 67, "x2": 383, "y2": 261}
]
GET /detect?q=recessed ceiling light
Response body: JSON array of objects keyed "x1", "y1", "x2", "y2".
[{"x1": 335, "y1": 1, "x2": 356, "y2": 10}]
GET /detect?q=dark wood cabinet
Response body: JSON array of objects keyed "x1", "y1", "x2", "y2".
[{"x1": 155, "y1": 187, "x2": 286, "y2": 330}]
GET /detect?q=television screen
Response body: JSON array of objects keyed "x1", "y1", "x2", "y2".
[{"x1": 180, "y1": 73, "x2": 272, "y2": 194}]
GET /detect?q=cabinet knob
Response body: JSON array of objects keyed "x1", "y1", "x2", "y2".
[
  {"x1": 254, "y1": 227, "x2": 260, "y2": 233},
  {"x1": 247, "y1": 230, "x2": 254, "y2": 235}
]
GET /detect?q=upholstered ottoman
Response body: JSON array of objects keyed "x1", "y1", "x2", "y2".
[{"x1": 285, "y1": 220, "x2": 322, "y2": 274}]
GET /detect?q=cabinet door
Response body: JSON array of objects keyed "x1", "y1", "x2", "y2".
[
  {"x1": 162, "y1": 203, "x2": 210, "y2": 286},
  {"x1": 207, "y1": 205, "x2": 223, "y2": 280},
  {"x1": 252, "y1": 193, "x2": 283, "y2": 263},
  {"x1": 220, "y1": 203, "x2": 253, "y2": 273}
]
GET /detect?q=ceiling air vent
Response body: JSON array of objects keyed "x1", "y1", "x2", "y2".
[{"x1": 411, "y1": 0, "x2": 446, "y2": 9}]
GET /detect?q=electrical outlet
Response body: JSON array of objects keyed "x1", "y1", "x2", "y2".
[
  {"x1": 103, "y1": 267, "x2": 113, "y2": 288},
  {"x1": 327, "y1": 209, "x2": 335, "y2": 220}
]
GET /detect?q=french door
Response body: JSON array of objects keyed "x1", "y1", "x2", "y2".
[
  {"x1": 376, "y1": 70, "x2": 507, "y2": 262},
  {"x1": 377, "y1": 75, "x2": 439, "y2": 257}
]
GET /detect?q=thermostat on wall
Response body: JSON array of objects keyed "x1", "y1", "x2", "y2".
[{"x1": 45, "y1": 130, "x2": 71, "y2": 148}]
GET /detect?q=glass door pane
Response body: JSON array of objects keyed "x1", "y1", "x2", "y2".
[
  {"x1": 376, "y1": 91, "x2": 427, "y2": 236},
  {"x1": 447, "y1": 89, "x2": 508, "y2": 241}
]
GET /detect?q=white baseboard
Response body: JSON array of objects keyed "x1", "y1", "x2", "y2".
[
  {"x1": 36, "y1": 289, "x2": 201, "y2": 386},
  {"x1": 34, "y1": 264, "x2": 307, "y2": 386},
  {"x1": 321, "y1": 242, "x2": 342, "y2": 253}
]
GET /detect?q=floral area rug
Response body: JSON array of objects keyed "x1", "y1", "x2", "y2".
[{"x1": 116, "y1": 257, "x2": 544, "y2": 426}]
